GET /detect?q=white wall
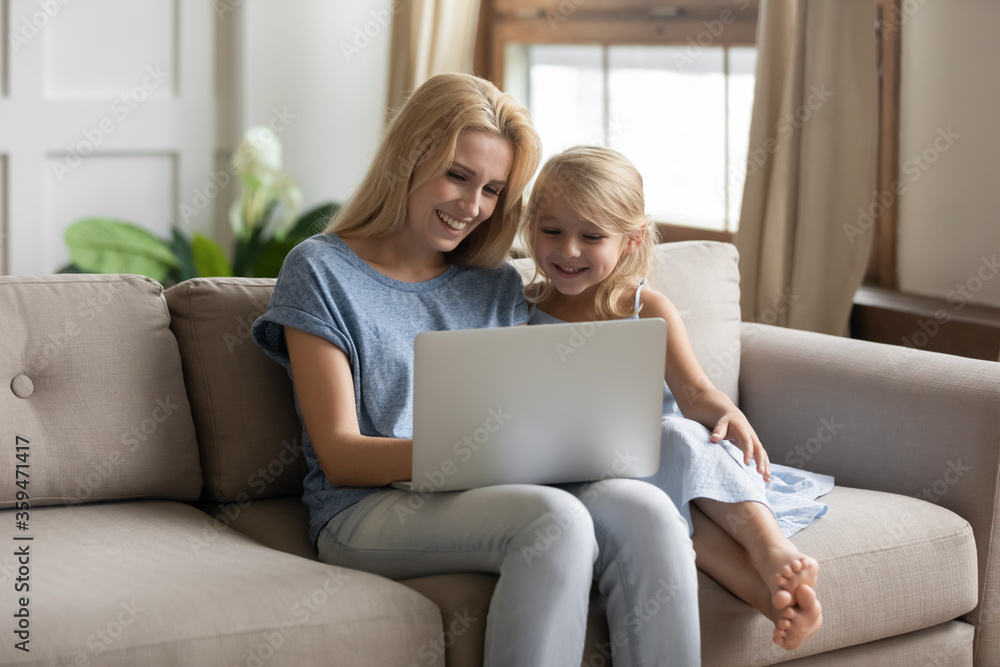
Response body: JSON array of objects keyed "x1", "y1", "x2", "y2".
[
  {"x1": 1, "y1": 0, "x2": 214, "y2": 275},
  {"x1": 236, "y1": 0, "x2": 391, "y2": 210},
  {"x1": 0, "y1": 0, "x2": 391, "y2": 274},
  {"x1": 898, "y1": 0, "x2": 1000, "y2": 308},
  {"x1": 209, "y1": 0, "x2": 391, "y2": 251}
]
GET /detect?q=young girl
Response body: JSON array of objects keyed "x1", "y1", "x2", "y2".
[
  {"x1": 252, "y1": 74, "x2": 701, "y2": 666},
  {"x1": 522, "y1": 145, "x2": 834, "y2": 651}
]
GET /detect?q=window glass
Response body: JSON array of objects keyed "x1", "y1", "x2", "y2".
[
  {"x1": 726, "y1": 47, "x2": 758, "y2": 229},
  {"x1": 609, "y1": 46, "x2": 726, "y2": 230},
  {"x1": 517, "y1": 44, "x2": 757, "y2": 232},
  {"x1": 528, "y1": 45, "x2": 605, "y2": 156}
]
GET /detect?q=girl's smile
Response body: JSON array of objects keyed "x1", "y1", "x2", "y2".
[{"x1": 552, "y1": 263, "x2": 588, "y2": 278}]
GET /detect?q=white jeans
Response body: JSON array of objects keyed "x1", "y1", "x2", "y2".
[{"x1": 316, "y1": 478, "x2": 700, "y2": 667}]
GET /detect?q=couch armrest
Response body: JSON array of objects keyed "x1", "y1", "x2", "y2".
[{"x1": 738, "y1": 323, "x2": 1000, "y2": 663}]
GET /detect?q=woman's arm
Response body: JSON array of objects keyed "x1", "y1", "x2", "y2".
[
  {"x1": 285, "y1": 326, "x2": 412, "y2": 487},
  {"x1": 639, "y1": 289, "x2": 771, "y2": 480}
]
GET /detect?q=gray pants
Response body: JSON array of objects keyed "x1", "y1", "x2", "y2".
[{"x1": 316, "y1": 478, "x2": 700, "y2": 667}]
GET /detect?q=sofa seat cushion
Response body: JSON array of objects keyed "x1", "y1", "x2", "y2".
[
  {"x1": 777, "y1": 621, "x2": 973, "y2": 666},
  {"x1": 281, "y1": 485, "x2": 971, "y2": 667},
  {"x1": 198, "y1": 495, "x2": 317, "y2": 561},
  {"x1": 0, "y1": 501, "x2": 443, "y2": 666},
  {"x1": 700, "y1": 485, "x2": 977, "y2": 666}
]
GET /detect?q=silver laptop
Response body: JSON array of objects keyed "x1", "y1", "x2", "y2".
[{"x1": 394, "y1": 318, "x2": 666, "y2": 493}]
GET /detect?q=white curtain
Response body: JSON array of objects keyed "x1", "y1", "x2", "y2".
[
  {"x1": 386, "y1": 0, "x2": 481, "y2": 112},
  {"x1": 736, "y1": 0, "x2": 879, "y2": 335}
]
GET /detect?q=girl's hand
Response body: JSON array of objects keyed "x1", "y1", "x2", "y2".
[{"x1": 710, "y1": 412, "x2": 772, "y2": 482}]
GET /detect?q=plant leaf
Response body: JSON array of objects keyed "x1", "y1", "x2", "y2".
[
  {"x1": 191, "y1": 234, "x2": 233, "y2": 277},
  {"x1": 285, "y1": 202, "x2": 340, "y2": 244},
  {"x1": 160, "y1": 268, "x2": 181, "y2": 289},
  {"x1": 64, "y1": 218, "x2": 179, "y2": 281},
  {"x1": 233, "y1": 222, "x2": 266, "y2": 276},
  {"x1": 251, "y1": 239, "x2": 296, "y2": 278},
  {"x1": 56, "y1": 263, "x2": 84, "y2": 274},
  {"x1": 168, "y1": 228, "x2": 199, "y2": 281}
]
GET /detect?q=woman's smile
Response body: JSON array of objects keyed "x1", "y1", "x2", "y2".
[{"x1": 437, "y1": 209, "x2": 469, "y2": 232}]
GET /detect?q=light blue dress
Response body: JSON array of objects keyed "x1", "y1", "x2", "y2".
[{"x1": 528, "y1": 280, "x2": 834, "y2": 537}]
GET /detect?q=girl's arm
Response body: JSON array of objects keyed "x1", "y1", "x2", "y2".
[
  {"x1": 639, "y1": 289, "x2": 771, "y2": 481},
  {"x1": 285, "y1": 326, "x2": 412, "y2": 487}
]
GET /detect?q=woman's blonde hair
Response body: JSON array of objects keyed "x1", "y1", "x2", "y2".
[
  {"x1": 522, "y1": 146, "x2": 658, "y2": 319},
  {"x1": 325, "y1": 73, "x2": 541, "y2": 269}
]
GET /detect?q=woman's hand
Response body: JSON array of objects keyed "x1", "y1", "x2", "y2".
[{"x1": 710, "y1": 411, "x2": 772, "y2": 482}]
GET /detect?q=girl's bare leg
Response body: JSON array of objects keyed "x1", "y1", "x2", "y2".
[
  {"x1": 689, "y1": 504, "x2": 779, "y2": 621},
  {"x1": 691, "y1": 499, "x2": 822, "y2": 650}
]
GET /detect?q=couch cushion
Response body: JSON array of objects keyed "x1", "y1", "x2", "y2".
[
  {"x1": 0, "y1": 274, "x2": 201, "y2": 507},
  {"x1": 0, "y1": 501, "x2": 444, "y2": 666},
  {"x1": 199, "y1": 495, "x2": 317, "y2": 561},
  {"x1": 236, "y1": 485, "x2": 968, "y2": 667},
  {"x1": 699, "y1": 485, "x2": 977, "y2": 665},
  {"x1": 778, "y1": 621, "x2": 973, "y2": 666},
  {"x1": 511, "y1": 240, "x2": 742, "y2": 403},
  {"x1": 165, "y1": 278, "x2": 308, "y2": 502}
]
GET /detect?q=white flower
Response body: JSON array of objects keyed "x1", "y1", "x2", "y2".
[
  {"x1": 228, "y1": 126, "x2": 301, "y2": 240},
  {"x1": 233, "y1": 126, "x2": 282, "y2": 178}
]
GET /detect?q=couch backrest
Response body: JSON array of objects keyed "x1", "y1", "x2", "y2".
[
  {"x1": 165, "y1": 278, "x2": 306, "y2": 504},
  {"x1": 165, "y1": 240, "x2": 742, "y2": 503},
  {"x1": 0, "y1": 274, "x2": 202, "y2": 508},
  {"x1": 511, "y1": 240, "x2": 742, "y2": 403}
]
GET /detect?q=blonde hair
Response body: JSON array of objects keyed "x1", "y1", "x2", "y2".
[
  {"x1": 522, "y1": 146, "x2": 658, "y2": 319},
  {"x1": 325, "y1": 73, "x2": 541, "y2": 269}
]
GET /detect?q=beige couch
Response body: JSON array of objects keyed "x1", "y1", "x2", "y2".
[{"x1": 1, "y1": 240, "x2": 995, "y2": 666}]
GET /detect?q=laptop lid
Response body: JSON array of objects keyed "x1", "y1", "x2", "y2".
[{"x1": 408, "y1": 318, "x2": 666, "y2": 493}]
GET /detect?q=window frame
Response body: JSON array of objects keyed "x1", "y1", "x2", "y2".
[
  {"x1": 479, "y1": 0, "x2": 902, "y2": 265},
  {"x1": 866, "y1": 0, "x2": 901, "y2": 289},
  {"x1": 476, "y1": 0, "x2": 760, "y2": 243}
]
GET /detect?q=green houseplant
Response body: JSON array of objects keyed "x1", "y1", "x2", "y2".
[{"x1": 61, "y1": 126, "x2": 339, "y2": 287}]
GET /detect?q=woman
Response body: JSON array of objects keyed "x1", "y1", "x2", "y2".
[{"x1": 252, "y1": 73, "x2": 700, "y2": 666}]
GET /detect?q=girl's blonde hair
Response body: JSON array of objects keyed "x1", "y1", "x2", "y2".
[
  {"x1": 523, "y1": 146, "x2": 658, "y2": 319},
  {"x1": 325, "y1": 73, "x2": 541, "y2": 269}
]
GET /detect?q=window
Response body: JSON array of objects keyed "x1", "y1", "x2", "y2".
[{"x1": 477, "y1": 0, "x2": 759, "y2": 239}]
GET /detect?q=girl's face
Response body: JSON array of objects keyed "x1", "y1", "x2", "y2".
[
  {"x1": 405, "y1": 130, "x2": 513, "y2": 258},
  {"x1": 532, "y1": 194, "x2": 640, "y2": 298}
]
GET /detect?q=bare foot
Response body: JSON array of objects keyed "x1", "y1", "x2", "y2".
[
  {"x1": 765, "y1": 550, "x2": 819, "y2": 610},
  {"x1": 772, "y1": 584, "x2": 823, "y2": 650}
]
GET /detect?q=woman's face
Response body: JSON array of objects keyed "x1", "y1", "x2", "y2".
[{"x1": 405, "y1": 130, "x2": 514, "y2": 257}]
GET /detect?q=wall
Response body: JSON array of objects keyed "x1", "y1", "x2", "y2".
[
  {"x1": 898, "y1": 0, "x2": 1000, "y2": 308},
  {"x1": 210, "y1": 0, "x2": 392, "y2": 252},
  {"x1": 0, "y1": 0, "x2": 214, "y2": 275},
  {"x1": 0, "y1": 0, "x2": 391, "y2": 275},
  {"x1": 230, "y1": 0, "x2": 392, "y2": 211}
]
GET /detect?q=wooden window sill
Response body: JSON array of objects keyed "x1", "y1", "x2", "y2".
[
  {"x1": 656, "y1": 223, "x2": 733, "y2": 245},
  {"x1": 850, "y1": 285, "x2": 1000, "y2": 362}
]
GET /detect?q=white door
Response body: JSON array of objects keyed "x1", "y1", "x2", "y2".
[{"x1": 0, "y1": 0, "x2": 215, "y2": 275}]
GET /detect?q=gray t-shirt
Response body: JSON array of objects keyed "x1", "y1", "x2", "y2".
[{"x1": 251, "y1": 233, "x2": 528, "y2": 546}]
